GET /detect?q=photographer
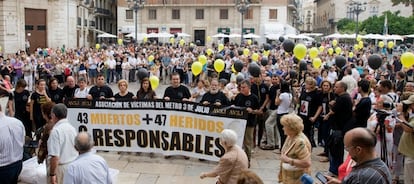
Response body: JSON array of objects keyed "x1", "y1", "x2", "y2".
[{"x1": 366, "y1": 95, "x2": 395, "y2": 167}]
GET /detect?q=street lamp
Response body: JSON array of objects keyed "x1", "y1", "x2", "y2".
[
  {"x1": 236, "y1": 0, "x2": 250, "y2": 45},
  {"x1": 127, "y1": 0, "x2": 145, "y2": 43},
  {"x1": 348, "y1": 1, "x2": 366, "y2": 40}
]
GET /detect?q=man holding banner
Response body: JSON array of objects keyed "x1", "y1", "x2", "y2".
[
  {"x1": 163, "y1": 72, "x2": 191, "y2": 102},
  {"x1": 232, "y1": 80, "x2": 260, "y2": 167}
]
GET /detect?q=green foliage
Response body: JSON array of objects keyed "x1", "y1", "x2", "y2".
[
  {"x1": 359, "y1": 11, "x2": 414, "y2": 35},
  {"x1": 336, "y1": 18, "x2": 364, "y2": 34}
]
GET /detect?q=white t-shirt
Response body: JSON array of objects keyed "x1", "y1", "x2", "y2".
[
  {"x1": 74, "y1": 88, "x2": 89, "y2": 98},
  {"x1": 277, "y1": 92, "x2": 292, "y2": 114}
]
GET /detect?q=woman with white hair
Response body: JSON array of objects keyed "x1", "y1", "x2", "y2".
[
  {"x1": 367, "y1": 94, "x2": 396, "y2": 168},
  {"x1": 200, "y1": 129, "x2": 249, "y2": 184}
]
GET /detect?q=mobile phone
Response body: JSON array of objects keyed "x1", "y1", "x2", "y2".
[{"x1": 315, "y1": 172, "x2": 327, "y2": 184}]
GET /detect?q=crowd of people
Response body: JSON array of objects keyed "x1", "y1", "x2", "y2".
[{"x1": 0, "y1": 39, "x2": 414, "y2": 184}]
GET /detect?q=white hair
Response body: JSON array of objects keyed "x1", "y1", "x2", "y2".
[{"x1": 220, "y1": 129, "x2": 238, "y2": 146}]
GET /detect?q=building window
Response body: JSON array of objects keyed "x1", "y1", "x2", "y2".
[
  {"x1": 149, "y1": 9, "x2": 157, "y2": 20},
  {"x1": 244, "y1": 9, "x2": 253, "y2": 19},
  {"x1": 25, "y1": 25, "x2": 34, "y2": 30},
  {"x1": 269, "y1": 9, "x2": 277, "y2": 20},
  {"x1": 37, "y1": 25, "x2": 46, "y2": 30},
  {"x1": 220, "y1": 9, "x2": 228, "y2": 19},
  {"x1": 370, "y1": 6, "x2": 378, "y2": 16},
  {"x1": 172, "y1": 9, "x2": 180, "y2": 20},
  {"x1": 126, "y1": 10, "x2": 133, "y2": 19},
  {"x1": 196, "y1": 9, "x2": 204, "y2": 19}
]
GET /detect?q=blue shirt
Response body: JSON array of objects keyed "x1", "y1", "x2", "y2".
[{"x1": 64, "y1": 151, "x2": 112, "y2": 184}]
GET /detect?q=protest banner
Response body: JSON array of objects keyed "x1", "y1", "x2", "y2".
[{"x1": 66, "y1": 99, "x2": 247, "y2": 161}]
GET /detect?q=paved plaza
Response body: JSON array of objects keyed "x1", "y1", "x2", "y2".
[{"x1": 97, "y1": 82, "x2": 329, "y2": 184}]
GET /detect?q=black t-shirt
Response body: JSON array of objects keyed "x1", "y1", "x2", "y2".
[
  {"x1": 268, "y1": 84, "x2": 280, "y2": 110},
  {"x1": 353, "y1": 97, "x2": 372, "y2": 128},
  {"x1": 332, "y1": 93, "x2": 353, "y2": 131},
  {"x1": 320, "y1": 91, "x2": 335, "y2": 117},
  {"x1": 136, "y1": 90, "x2": 156, "y2": 100},
  {"x1": 251, "y1": 83, "x2": 269, "y2": 107},
  {"x1": 200, "y1": 91, "x2": 230, "y2": 106},
  {"x1": 298, "y1": 89, "x2": 322, "y2": 118},
  {"x1": 116, "y1": 60, "x2": 122, "y2": 72},
  {"x1": 9, "y1": 89, "x2": 30, "y2": 119},
  {"x1": 232, "y1": 93, "x2": 260, "y2": 127},
  {"x1": 30, "y1": 91, "x2": 49, "y2": 127},
  {"x1": 114, "y1": 92, "x2": 134, "y2": 99},
  {"x1": 88, "y1": 85, "x2": 114, "y2": 99},
  {"x1": 63, "y1": 85, "x2": 80, "y2": 99},
  {"x1": 48, "y1": 87, "x2": 64, "y2": 103},
  {"x1": 163, "y1": 85, "x2": 191, "y2": 101}
]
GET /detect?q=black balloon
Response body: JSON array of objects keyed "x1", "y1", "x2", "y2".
[
  {"x1": 299, "y1": 61, "x2": 307, "y2": 71},
  {"x1": 368, "y1": 54, "x2": 382, "y2": 70},
  {"x1": 236, "y1": 74, "x2": 245, "y2": 83},
  {"x1": 260, "y1": 57, "x2": 269, "y2": 66},
  {"x1": 279, "y1": 36, "x2": 285, "y2": 42},
  {"x1": 215, "y1": 53, "x2": 224, "y2": 60},
  {"x1": 335, "y1": 56, "x2": 346, "y2": 68},
  {"x1": 237, "y1": 48, "x2": 243, "y2": 56},
  {"x1": 234, "y1": 60, "x2": 244, "y2": 73},
  {"x1": 137, "y1": 68, "x2": 148, "y2": 80},
  {"x1": 248, "y1": 62, "x2": 261, "y2": 77},
  {"x1": 264, "y1": 44, "x2": 271, "y2": 51},
  {"x1": 282, "y1": 40, "x2": 295, "y2": 52}
]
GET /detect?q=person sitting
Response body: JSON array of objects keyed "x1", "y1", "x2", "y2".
[{"x1": 200, "y1": 129, "x2": 248, "y2": 184}]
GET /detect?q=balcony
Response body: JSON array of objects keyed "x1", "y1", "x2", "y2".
[
  {"x1": 89, "y1": 21, "x2": 96, "y2": 28},
  {"x1": 288, "y1": 0, "x2": 297, "y2": 10},
  {"x1": 94, "y1": 8, "x2": 112, "y2": 17}
]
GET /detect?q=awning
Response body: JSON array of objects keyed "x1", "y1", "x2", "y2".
[{"x1": 243, "y1": 28, "x2": 255, "y2": 34}]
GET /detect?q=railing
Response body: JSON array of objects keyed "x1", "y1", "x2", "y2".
[{"x1": 94, "y1": 8, "x2": 112, "y2": 16}]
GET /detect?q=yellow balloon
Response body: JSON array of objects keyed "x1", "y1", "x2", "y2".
[
  {"x1": 319, "y1": 46, "x2": 325, "y2": 52},
  {"x1": 198, "y1": 55, "x2": 207, "y2": 65},
  {"x1": 95, "y1": 44, "x2": 100, "y2": 49},
  {"x1": 354, "y1": 44, "x2": 359, "y2": 51},
  {"x1": 388, "y1": 41, "x2": 394, "y2": 49},
  {"x1": 401, "y1": 52, "x2": 414, "y2": 68},
  {"x1": 313, "y1": 58, "x2": 322, "y2": 69},
  {"x1": 293, "y1": 44, "x2": 307, "y2": 60},
  {"x1": 328, "y1": 48, "x2": 334, "y2": 55},
  {"x1": 263, "y1": 50, "x2": 270, "y2": 57},
  {"x1": 192, "y1": 62, "x2": 203, "y2": 76},
  {"x1": 335, "y1": 47, "x2": 342, "y2": 55},
  {"x1": 206, "y1": 48, "x2": 213, "y2": 56},
  {"x1": 356, "y1": 35, "x2": 362, "y2": 42},
  {"x1": 179, "y1": 39, "x2": 185, "y2": 46},
  {"x1": 247, "y1": 39, "x2": 252, "y2": 45},
  {"x1": 358, "y1": 41, "x2": 363, "y2": 49},
  {"x1": 349, "y1": 52, "x2": 354, "y2": 58},
  {"x1": 218, "y1": 44, "x2": 224, "y2": 51},
  {"x1": 243, "y1": 48, "x2": 250, "y2": 56},
  {"x1": 252, "y1": 53, "x2": 259, "y2": 62},
  {"x1": 207, "y1": 36, "x2": 211, "y2": 42},
  {"x1": 309, "y1": 47, "x2": 319, "y2": 59},
  {"x1": 148, "y1": 55, "x2": 155, "y2": 62},
  {"x1": 378, "y1": 41, "x2": 385, "y2": 48},
  {"x1": 170, "y1": 37, "x2": 175, "y2": 44},
  {"x1": 190, "y1": 43, "x2": 195, "y2": 47},
  {"x1": 332, "y1": 39, "x2": 338, "y2": 47},
  {"x1": 149, "y1": 75, "x2": 159, "y2": 89},
  {"x1": 118, "y1": 39, "x2": 123, "y2": 45},
  {"x1": 232, "y1": 64, "x2": 237, "y2": 73},
  {"x1": 143, "y1": 37, "x2": 148, "y2": 42},
  {"x1": 214, "y1": 59, "x2": 225, "y2": 73}
]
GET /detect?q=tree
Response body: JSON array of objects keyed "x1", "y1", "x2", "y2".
[
  {"x1": 337, "y1": 18, "x2": 356, "y2": 33},
  {"x1": 391, "y1": 0, "x2": 414, "y2": 15},
  {"x1": 360, "y1": 11, "x2": 414, "y2": 35}
]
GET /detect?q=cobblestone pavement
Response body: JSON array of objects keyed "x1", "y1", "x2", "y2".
[{"x1": 101, "y1": 82, "x2": 329, "y2": 184}]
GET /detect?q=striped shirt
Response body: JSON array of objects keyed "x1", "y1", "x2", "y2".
[
  {"x1": 0, "y1": 114, "x2": 25, "y2": 167},
  {"x1": 343, "y1": 158, "x2": 391, "y2": 184}
]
